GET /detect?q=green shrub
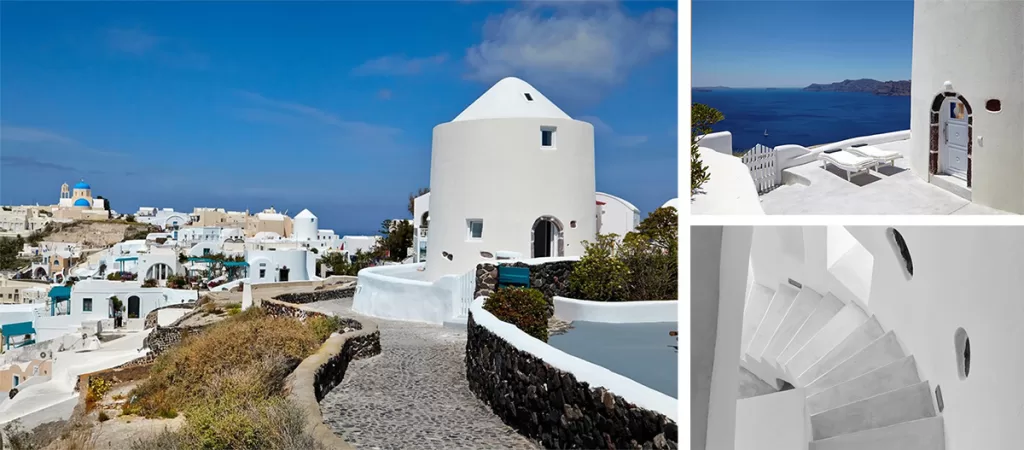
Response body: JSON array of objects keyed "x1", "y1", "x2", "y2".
[
  {"x1": 620, "y1": 207, "x2": 679, "y2": 300},
  {"x1": 306, "y1": 315, "x2": 342, "y2": 343},
  {"x1": 98, "y1": 411, "x2": 110, "y2": 422},
  {"x1": 691, "y1": 103, "x2": 724, "y2": 195},
  {"x1": 569, "y1": 234, "x2": 629, "y2": 302},
  {"x1": 484, "y1": 287, "x2": 549, "y2": 342}
]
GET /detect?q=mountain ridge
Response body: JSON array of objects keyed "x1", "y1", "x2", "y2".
[{"x1": 803, "y1": 78, "x2": 911, "y2": 96}]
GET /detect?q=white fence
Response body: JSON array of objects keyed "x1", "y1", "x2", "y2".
[{"x1": 740, "y1": 144, "x2": 779, "y2": 194}]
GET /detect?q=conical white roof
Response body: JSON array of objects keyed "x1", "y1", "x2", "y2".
[
  {"x1": 452, "y1": 77, "x2": 571, "y2": 122},
  {"x1": 295, "y1": 209, "x2": 317, "y2": 219}
]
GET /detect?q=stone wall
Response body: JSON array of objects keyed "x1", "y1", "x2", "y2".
[
  {"x1": 475, "y1": 261, "x2": 577, "y2": 315},
  {"x1": 142, "y1": 325, "x2": 207, "y2": 356},
  {"x1": 143, "y1": 303, "x2": 196, "y2": 329},
  {"x1": 273, "y1": 287, "x2": 356, "y2": 305},
  {"x1": 466, "y1": 313, "x2": 677, "y2": 449},
  {"x1": 284, "y1": 315, "x2": 381, "y2": 450}
]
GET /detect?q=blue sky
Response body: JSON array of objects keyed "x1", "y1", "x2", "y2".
[
  {"x1": 693, "y1": 0, "x2": 913, "y2": 88},
  {"x1": 0, "y1": 1, "x2": 677, "y2": 235}
]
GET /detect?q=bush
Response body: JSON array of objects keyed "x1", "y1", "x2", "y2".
[
  {"x1": 620, "y1": 207, "x2": 678, "y2": 300},
  {"x1": 484, "y1": 287, "x2": 549, "y2": 342},
  {"x1": 142, "y1": 278, "x2": 158, "y2": 288},
  {"x1": 691, "y1": 103, "x2": 724, "y2": 195},
  {"x1": 569, "y1": 234, "x2": 629, "y2": 301},
  {"x1": 97, "y1": 411, "x2": 110, "y2": 422},
  {"x1": 306, "y1": 315, "x2": 342, "y2": 343}
]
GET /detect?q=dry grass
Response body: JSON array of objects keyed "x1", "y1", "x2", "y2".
[{"x1": 119, "y1": 307, "x2": 341, "y2": 449}]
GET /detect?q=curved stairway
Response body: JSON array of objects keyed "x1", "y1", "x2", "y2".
[{"x1": 741, "y1": 282, "x2": 945, "y2": 450}]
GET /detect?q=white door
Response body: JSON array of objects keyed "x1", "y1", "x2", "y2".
[{"x1": 942, "y1": 99, "x2": 969, "y2": 179}]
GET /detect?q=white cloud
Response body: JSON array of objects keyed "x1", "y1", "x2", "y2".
[
  {"x1": 578, "y1": 115, "x2": 649, "y2": 148},
  {"x1": 235, "y1": 91, "x2": 402, "y2": 137},
  {"x1": 351, "y1": 53, "x2": 449, "y2": 76},
  {"x1": 464, "y1": 2, "x2": 675, "y2": 100},
  {"x1": 0, "y1": 125, "x2": 78, "y2": 145}
]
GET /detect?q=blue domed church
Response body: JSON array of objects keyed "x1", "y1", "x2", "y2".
[{"x1": 56, "y1": 179, "x2": 109, "y2": 219}]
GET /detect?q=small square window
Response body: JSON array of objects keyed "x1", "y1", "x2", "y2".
[
  {"x1": 83, "y1": 298, "x2": 92, "y2": 312},
  {"x1": 541, "y1": 126, "x2": 556, "y2": 148},
  {"x1": 467, "y1": 219, "x2": 484, "y2": 240},
  {"x1": 524, "y1": 93, "x2": 534, "y2": 101}
]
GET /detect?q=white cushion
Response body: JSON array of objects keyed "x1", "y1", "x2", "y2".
[
  {"x1": 848, "y1": 145, "x2": 902, "y2": 160},
  {"x1": 820, "y1": 151, "x2": 876, "y2": 170}
]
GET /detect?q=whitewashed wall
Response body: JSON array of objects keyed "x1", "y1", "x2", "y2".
[
  {"x1": 552, "y1": 297, "x2": 677, "y2": 323},
  {"x1": 352, "y1": 263, "x2": 458, "y2": 325}
]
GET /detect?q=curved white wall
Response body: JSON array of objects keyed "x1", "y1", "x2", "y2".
[
  {"x1": 691, "y1": 148, "x2": 765, "y2": 215},
  {"x1": 352, "y1": 263, "x2": 454, "y2": 324},
  {"x1": 425, "y1": 117, "x2": 596, "y2": 279},
  {"x1": 470, "y1": 298, "x2": 676, "y2": 420},
  {"x1": 910, "y1": 1, "x2": 1024, "y2": 212},
  {"x1": 553, "y1": 297, "x2": 677, "y2": 323}
]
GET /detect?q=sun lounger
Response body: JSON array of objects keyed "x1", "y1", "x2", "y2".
[
  {"x1": 819, "y1": 151, "x2": 878, "y2": 181},
  {"x1": 846, "y1": 145, "x2": 903, "y2": 167}
]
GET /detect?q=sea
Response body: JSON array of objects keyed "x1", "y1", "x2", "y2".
[{"x1": 692, "y1": 88, "x2": 911, "y2": 153}]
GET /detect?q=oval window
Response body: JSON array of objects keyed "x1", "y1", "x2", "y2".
[
  {"x1": 954, "y1": 327, "x2": 970, "y2": 380},
  {"x1": 985, "y1": 99, "x2": 1001, "y2": 112}
]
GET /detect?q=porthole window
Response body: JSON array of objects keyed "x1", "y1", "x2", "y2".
[
  {"x1": 889, "y1": 228, "x2": 913, "y2": 277},
  {"x1": 955, "y1": 327, "x2": 970, "y2": 380},
  {"x1": 985, "y1": 99, "x2": 1001, "y2": 113}
]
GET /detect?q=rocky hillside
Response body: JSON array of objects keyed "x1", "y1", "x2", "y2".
[
  {"x1": 28, "y1": 220, "x2": 160, "y2": 248},
  {"x1": 803, "y1": 78, "x2": 911, "y2": 96}
]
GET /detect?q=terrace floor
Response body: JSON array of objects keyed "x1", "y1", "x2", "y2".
[{"x1": 759, "y1": 140, "x2": 1011, "y2": 215}]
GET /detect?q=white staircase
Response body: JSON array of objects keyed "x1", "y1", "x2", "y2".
[{"x1": 741, "y1": 282, "x2": 945, "y2": 449}]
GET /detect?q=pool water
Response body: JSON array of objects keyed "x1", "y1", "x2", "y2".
[{"x1": 548, "y1": 321, "x2": 678, "y2": 398}]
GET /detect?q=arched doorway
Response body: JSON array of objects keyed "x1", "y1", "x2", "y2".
[
  {"x1": 33, "y1": 267, "x2": 47, "y2": 280},
  {"x1": 929, "y1": 92, "x2": 974, "y2": 186},
  {"x1": 127, "y1": 296, "x2": 141, "y2": 319},
  {"x1": 279, "y1": 266, "x2": 290, "y2": 282},
  {"x1": 146, "y1": 263, "x2": 173, "y2": 280},
  {"x1": 531, "y1": 217, "x2": 564, "y2": 258}
]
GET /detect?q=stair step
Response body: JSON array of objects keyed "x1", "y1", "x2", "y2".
[
  {"x1": 811, "y1": 416, "x2": 944, "y2": 450},
  {"x1": 784, "y1": 305, "x2": 868, "y2": 377},
  {"x1": 763, "y1": 287, "x2": 823, "y2": 365},
  {"x1": 806, "y1": 331, "x2": 906, "y2": 396},
  {"x1": 807, "y1": 356, "x2": 921, "y2": 415},
  {"x1": 777, "y1": 293, "x2": 845, "y2": 366},
  {"x1": 797, "y1": 317, "x2": 884, "y2": 385},
  {"x1": 810, "y1": 383, "x2": 938, "y2": 440},
  {"x1": 741, "y1": 284, "x2": 777, "y2": 353},
  {"x1": 747, "y1": 283, "x2": 800, "y2": 359}
]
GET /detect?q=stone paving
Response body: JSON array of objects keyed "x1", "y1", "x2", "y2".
[{"x1": 307, "y1": 298, "x2": 538, "y2": 450}]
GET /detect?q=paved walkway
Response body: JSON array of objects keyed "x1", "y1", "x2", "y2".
[{"x1": 307, "y1": 298, "x2": 537, "y2": 450}]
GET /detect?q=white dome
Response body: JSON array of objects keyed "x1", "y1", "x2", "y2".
[
  {"x1": 661, "y1": 198, "x2": 679, "y2": 210},
  {"x1": 452, "y1": 77, "x2": 572, "y2": 122}
]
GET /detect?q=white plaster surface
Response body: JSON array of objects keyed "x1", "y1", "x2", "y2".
[
  {"x1": 157, "y1": 308, "x2": 189, "y2": 327},
  {"x1": 353, "y1": 263, "x2": 457, "y2": 325},
  {"x1": 470, "y1": 298, "x2": 676, "y2": 421},
  {"x1": 691, "y1": 147, "x2": 765, "y2": 215},
  {"x1": 735, "y1": 388, "x2": 809, "y2": 450},
  {"x1": 552, "y1": 297, "x2": 677, "y2": 324}
]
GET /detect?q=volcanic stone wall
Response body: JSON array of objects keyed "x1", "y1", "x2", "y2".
[
  {"x1": 466, "y1": 313, "x2": 677, "y2": 449},
  {"x1": 474, "y1": 260, "x2": 577, "y2": 315}
]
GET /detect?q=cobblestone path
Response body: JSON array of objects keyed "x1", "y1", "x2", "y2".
[{"x1": 308, "y1": 298, "x2": 538, "y2": 450}]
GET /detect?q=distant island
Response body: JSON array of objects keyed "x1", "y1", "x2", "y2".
[
  {"x1": 693, "y1": 86, "x2": 732, "y2": 92},
  {"x1": 803, "y1": 78, "x2": 911, "y2": 96}
]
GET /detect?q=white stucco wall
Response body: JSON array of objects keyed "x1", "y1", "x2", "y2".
[
  {"x1": 470, "y1": 297, "x2": 676, "y2": 420},
  {"x1": 552, "y1": 297, "x2": 677, "y2": 323},
  {"x1": 595, "y1": 192, "x2": 641, "y2": 239},
  {"x1": 425, "y1": 115, "x2": 596, "y2": 279},
  {"x1": 735, "y1": 388, "x2": 809, "y2": 450},
  {"x1": 691, "y1": 147, "x2": 765, "y2": 215},
  {"x1": 697, "y1": 131, "x2": 733, "y2": 155},
  {"x1": 910, "y1": 1, "x2": 1024, "y2": 213},
  {"x1": 351, "y1": 263, "x2": 455, "y2": 325}
]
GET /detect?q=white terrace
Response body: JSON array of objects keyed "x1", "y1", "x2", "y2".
[{"x1": 692, "y1": 131, "x2": 1011, "y2": 215}]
